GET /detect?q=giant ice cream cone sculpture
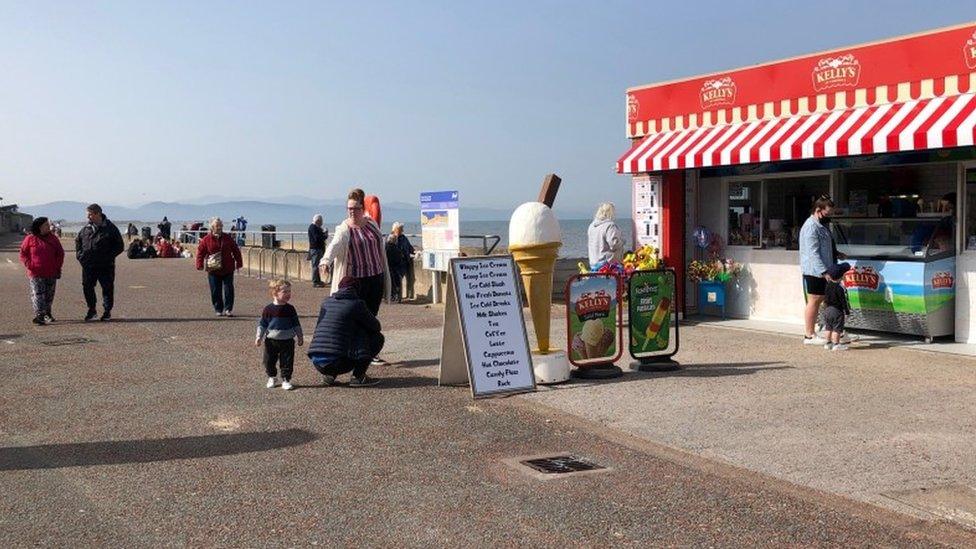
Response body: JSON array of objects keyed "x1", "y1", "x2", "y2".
[{"x1": 509, "y1": 202, "x2": 561, "y2": 354}]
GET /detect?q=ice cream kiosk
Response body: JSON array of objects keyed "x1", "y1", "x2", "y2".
[{"x1": 615, "y1": 21, "x2": 976, "y2": 344}]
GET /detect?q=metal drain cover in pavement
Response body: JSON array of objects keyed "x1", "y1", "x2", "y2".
[
  {"x1": 504, "y1": 453, "x2": 611, "y2": 480},
  {"x1": 40, "y1": 336, "x2": 95, "y2": 347}
]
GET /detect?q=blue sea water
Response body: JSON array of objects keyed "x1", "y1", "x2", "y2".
[{"x1": 64, "y1": 218, "x2": 635, "y2": 259}]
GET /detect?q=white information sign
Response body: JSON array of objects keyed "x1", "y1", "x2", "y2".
[
  {"x1": 421, "y1": 190, "x2": 460, "y2": 272},
  {"x1": 438, "y1": 256, "x2": 536, "y2": 398},
  {"x1": 632, "y1": 174, "x2": 662, "y2": 249}
]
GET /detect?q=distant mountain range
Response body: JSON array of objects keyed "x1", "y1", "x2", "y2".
[{"x1": 21, "y1": 199, "x2": 592, "y2": 224}]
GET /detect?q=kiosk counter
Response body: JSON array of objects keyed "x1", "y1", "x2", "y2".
[{"x1": 831, "y1": 216, "x2": 956, "y2": 339}]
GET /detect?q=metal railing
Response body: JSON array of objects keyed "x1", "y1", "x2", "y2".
[{"x1": 175, "y1": 229, "x2": 502, "y2": 255}]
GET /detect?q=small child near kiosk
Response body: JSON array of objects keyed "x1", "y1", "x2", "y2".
[
  {"x1": 255, "y1": 279, "x2": 304, "y2": 390},
  {"x1": 823, "y1": 263, "x2": 852, "y2": 351}
]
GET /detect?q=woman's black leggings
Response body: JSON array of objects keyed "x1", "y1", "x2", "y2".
[{"x1": 357, "y1": 273, "x2": 385, "y2": 316}]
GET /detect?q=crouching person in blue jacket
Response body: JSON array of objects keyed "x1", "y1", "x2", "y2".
[{"x1": 308, "y1": 276, "x2": 383, "y2": 387}]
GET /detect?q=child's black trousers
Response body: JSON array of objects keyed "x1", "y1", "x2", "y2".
[{"x1": 263, "y1": 338, "x2": 295, "y2": 380}]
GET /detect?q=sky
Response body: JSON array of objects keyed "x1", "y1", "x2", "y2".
[{"x1": 2, "y1": 1, "x2": 974, "y2": 215}]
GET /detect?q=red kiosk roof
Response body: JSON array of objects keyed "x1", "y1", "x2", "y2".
[
  {"x1": 624, "y1": 22, "x2": 976, "y2": 140},
  {"x1": 616, "y1": 92, "x2": 976, "y2": 173}
]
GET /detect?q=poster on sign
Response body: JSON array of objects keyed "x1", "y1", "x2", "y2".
[
  {"x1": 438, "y1": 256, "x2": 536, "y2": 398},
  {"x1": 628, "y1": 270, "x2": 678, "y2": 357},
  {"x1": 420, "y1": 190, "x2": 460, "y2": 271},
  {"x1": 566, "y1": 273, "x2": 622, "y2": 367}
]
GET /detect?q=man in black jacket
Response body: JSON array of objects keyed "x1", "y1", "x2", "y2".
[
  {"x1": 157, "y1": 216, "x2": 172, "y2": 240},
  {"x1": 75, "y1": 204, "x2": 125, "y2": 321},
  {"x1": 307, "y1": 214, "x2": 328, "y2": 288},
  {"x1": 307, "y1": 276, "x2": 382, "y2": 386}
]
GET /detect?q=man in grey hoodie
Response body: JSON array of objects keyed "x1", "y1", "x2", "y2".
[{"x1": 587, "y1": 202, "x2": 625, "y2": 269}]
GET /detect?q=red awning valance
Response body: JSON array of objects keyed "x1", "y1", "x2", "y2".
[{"x1": 616, "y1": 93, "x2": 976, "y2": 174}]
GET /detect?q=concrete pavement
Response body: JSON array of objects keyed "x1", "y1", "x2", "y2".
[{"x1": 2, "y1": 237, "x2": 975, "y2": 547}]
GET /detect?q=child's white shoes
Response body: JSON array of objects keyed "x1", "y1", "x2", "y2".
[
  {"x1": 266, "y1": 377, "x2": 276, "y2": 388},
  {"x1": 281, "y1": 380, "x2": 294, "y2": 391},
  {"x1": 831, "y1": 343, "x2": 849, "y2": 351}
]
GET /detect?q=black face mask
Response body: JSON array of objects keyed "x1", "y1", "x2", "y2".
[{"x1": 820, "y1": 216, "x2": 831, "y2": 226}]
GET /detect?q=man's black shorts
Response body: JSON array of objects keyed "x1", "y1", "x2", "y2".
[{"x1": 803, "y1": 275, "x2": 826, "y2": 296}]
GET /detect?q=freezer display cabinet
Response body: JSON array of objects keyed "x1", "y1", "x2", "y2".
[{"x1": 830, "y1": 216, "x2": 955, "y2": 339}]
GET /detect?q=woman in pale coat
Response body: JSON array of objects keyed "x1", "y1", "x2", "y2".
[
  {"x1": 323, "y1": 189, "x2": 391, "y2": 315},
  {"x1": 587, "y1": 202, "x2": 625, "y2": 269}
]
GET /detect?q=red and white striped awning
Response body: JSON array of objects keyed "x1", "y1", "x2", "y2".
[{"x1": 616, "y1": 92, "x2": 976, "y2": 174}]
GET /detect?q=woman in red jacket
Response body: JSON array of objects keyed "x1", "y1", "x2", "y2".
[
  {"x1": 195, "y1": 217, "x2": 244, "y2": 316},
  {"x1": 19, "y1": 217, "x2": 66, "y2": 325}
]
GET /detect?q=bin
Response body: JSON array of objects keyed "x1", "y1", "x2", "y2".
[{"x1": 261, "y1": 224, "x2": 278, "y2": 249}]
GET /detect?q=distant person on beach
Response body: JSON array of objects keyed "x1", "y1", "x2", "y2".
[
  {"x1": 232, "y1": 215, "x2": 248, "y2": 246},
  {"x1": 76, "y1": 204, "x2": 125, "y2": 321},
  {"x1": 126, "y1": 223, "x2": 138, "y2": 243},
  {"x1": 19, "y1": 217, "x2": 65, "y2": 325},
  {"x1": 307, "y1": 214, "x2": 328, "y2": 288},
  {"x1": 307, "y1": 276, "x2": 382, "y2": 387},
  {"x1": 195, "y1": 217, "x2": 244, "y2": 317},
  {"x1": 587, "y1": 202, "x2": 625, "y2": 270},
  {"x1": 155, "y1": 237, "x2": 177, "y2": 258},
  {"x1": 157, "y1": 216, "x2": 172, "y2": 240},
  {"x1": 255, "y1": 279, "x2": 304, "y2": 391},
  {"x1": 392, "y1": 222, "x2": 415, "y2": 300},
  {"x1": 385, "y1": 233, "x2": 405, "y2": 303}
]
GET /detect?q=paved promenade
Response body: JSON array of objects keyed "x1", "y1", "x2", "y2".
[{"x1": 2, "y1": 236, "x2": 975, "y2": 547}]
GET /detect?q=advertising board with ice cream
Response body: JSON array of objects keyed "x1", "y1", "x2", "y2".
[{"x1": 566, "y1": 274, "x2": 622, "y2": 367}]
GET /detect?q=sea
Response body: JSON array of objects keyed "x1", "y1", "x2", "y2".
[{"x1": 62, "y1": 218, "x2": 633, "y2": 259}]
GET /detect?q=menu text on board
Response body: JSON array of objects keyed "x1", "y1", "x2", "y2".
[{"x1": 451, "y1": 257, "x2": 535, "y2": 396}]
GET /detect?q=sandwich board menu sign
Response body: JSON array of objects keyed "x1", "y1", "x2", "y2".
[{"x1": 438, "y1": 255, "x2": 536, "y2": 398}]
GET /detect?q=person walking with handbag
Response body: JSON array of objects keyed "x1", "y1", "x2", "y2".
[
  {"x1": 19, "y1": 217, "x2": 65, "y2": 325},
  {"x1": 75, "y1": 204, "x2": 125, "y2": 321},
  {"x1": 195, "y1": 217, "x2": 244, "y2": 316},
  {"x1": 307, "y1": 214, "x2": 328, "y2": 288}
]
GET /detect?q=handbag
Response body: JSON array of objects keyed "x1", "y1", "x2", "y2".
[{"x1": 204, "y1": 235, "x2": 224, "y2": 272}]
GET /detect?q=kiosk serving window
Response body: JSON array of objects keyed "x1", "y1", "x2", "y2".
[
  {"x1": 763, "y1": 175, "x2": 829, "y2": 249},
  {"x1": 727, "y1": 181, "x2": 761, "y2": 247}
]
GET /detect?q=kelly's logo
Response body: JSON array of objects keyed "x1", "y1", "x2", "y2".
[
  {"x1": 932, "y1": 271, "x2": 954, "y2": 290},
  {"x1": 965, "y1": 30, "x2": 976, "y2": 70},
  {"x1": 575, "y1": 290, "x2": 612, "y2": 321},
  {"x1": 699, "y1": 77, "x2": 737, "y2": 109},
  {"x1": 627, "y1": 94, "x2": 640, "y2": 122},
  {"x1": 843, "y1": 266, "x2": 879, "y2": 291},
  {"x1": 812, "y1": 54, "x2": 861, "y2": 92}
]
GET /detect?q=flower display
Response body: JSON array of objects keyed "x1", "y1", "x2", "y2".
[
  {"x1": 687, "y1": 258, "x2": 743, "y2": 283},
  {"x1": 578, "y1": 245, "x2": 662, "y2": 279}
]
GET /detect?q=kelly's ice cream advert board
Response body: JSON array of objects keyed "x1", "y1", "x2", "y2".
[
  {"x1": 629, "y1": 271, "x2": 675, "y2": 356},
  {"x1": 567, "y1": 274, "x2": 620, "y2": 366}
]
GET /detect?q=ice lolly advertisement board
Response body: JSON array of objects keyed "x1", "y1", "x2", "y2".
[{"x1": 629, "y1": 270, "x2": 675, "y2": 356}]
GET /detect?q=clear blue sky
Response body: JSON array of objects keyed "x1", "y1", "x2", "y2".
[{"x1": 2, "y1": 1, "x2": 974, "y2": 215}]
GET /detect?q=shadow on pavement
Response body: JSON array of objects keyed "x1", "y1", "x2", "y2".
[
  {"x1": 394, "y1": 358, "x2": 439, "y2": 369},
  {"x1": 636, "y1": 362, "x2": 791, "y2": 378},
  {"x1": 294, "y1": 375, "x2": 437, "y2": 390},
  {"x1": 545, "y1": 361, "x2": 790, "y2": 390},
  {"x1": 100, "y1": 317, "x2": 254, "y2": 324},
  {"x1": 0, "y1": 429, "x2": 316, "y2": 471}
]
